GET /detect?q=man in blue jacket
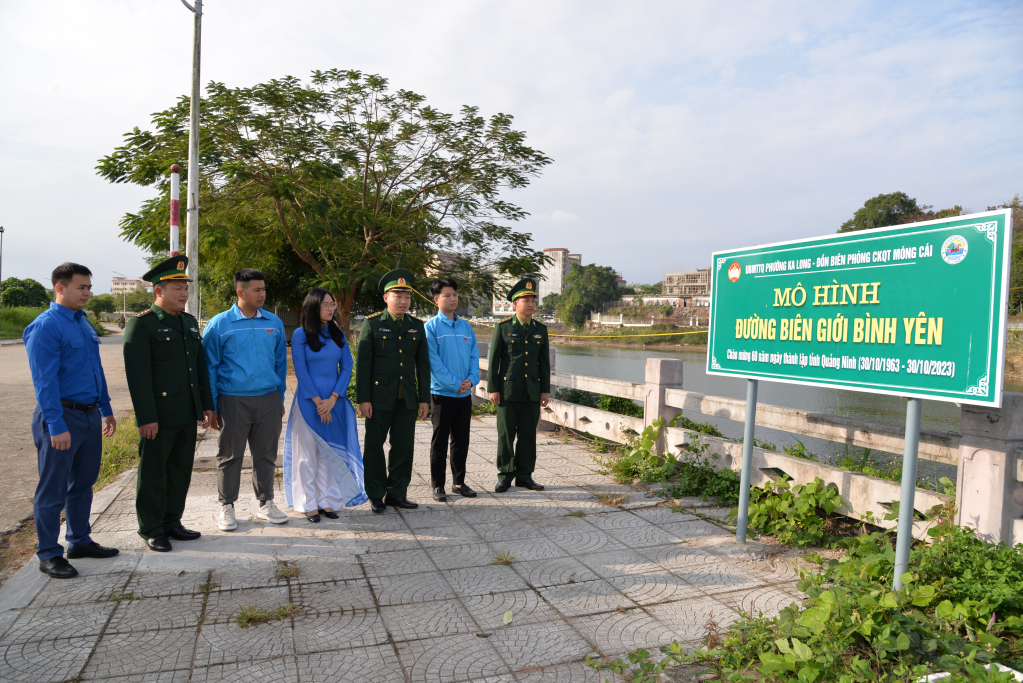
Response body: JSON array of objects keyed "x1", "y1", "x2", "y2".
[
  {"x1": 24, "y1": 262, "x2": 119, "y2": 578},
  {"x1": 425, "y1": 278, "x2": 480, "y2": 502},
  {"x1": 202, "y1": 269, "x2": 289, "y2": 531}
]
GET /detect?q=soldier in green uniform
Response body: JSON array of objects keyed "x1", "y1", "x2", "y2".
[
  {"x1": 356, "y1": 269, "x2": 431, "y2": 513},
  {"x1": 487, "y1": 278, "x2": 551, "y2": 492},
  {"x1": 123, "y1": 256, "x2": 215, "y2": 552}
]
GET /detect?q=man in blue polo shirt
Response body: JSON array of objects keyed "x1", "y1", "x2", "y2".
[
  {"x1": 424, "y1": 278, "x2": 480, "y2": 502},
  {"x1": 24, "y1": 262, "x2": 119, "y2": 578},
  {"x1": 202, "y1": 268, "x2": 289, "y2": 531}
]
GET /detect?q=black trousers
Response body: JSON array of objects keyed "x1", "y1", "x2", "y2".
[{"x1": 430, "y1": 394, "x2": 472, "y2": 490}]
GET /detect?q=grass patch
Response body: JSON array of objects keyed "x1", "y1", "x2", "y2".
[
  {"x1": 0, "y1": 306, "x2": 47, "y2": 339},
  {"x1": 233, "y1": 603, "x2": 301, "y2": 628},
  {"x1": 595, "y1": 492, "x2": 627, "y2": 508},
  {"x1": 276, "y1": 562, "x2": 300, "y2": 579},
  {"x1": 471, "y1": 401, "x2": 497, "y2": 416},
  {"x1": 199, "y1": 581, "x2": 218, "y2": 594},
  {"x1": 489, "y1": 551, "x2": 515, "y2": 566},
  {"x1": 567, "y1": 511, "x2": 586, "y2": 518},
  {"x1": 96, "y1": 411, "x2": 140, "y2": 491},
  {"x1": 110, "y1": 591, "x2": 142, "y2": 601}
]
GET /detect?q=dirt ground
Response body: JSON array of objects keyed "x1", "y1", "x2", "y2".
[{"x1": 0, "y1": 324, "x2": 132, "y2": 535}]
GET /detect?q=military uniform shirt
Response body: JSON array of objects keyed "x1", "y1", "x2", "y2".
[
  {"x1": 486, "y1": 316, "x2": 551, "y2": 402},
  {"x1": 356, "y1": 310, "x2": 431, "y2": 410}
]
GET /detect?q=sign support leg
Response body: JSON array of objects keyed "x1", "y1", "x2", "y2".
[
  {"x1": 735, "y1": 378, "x2": 759, "y2": 544},
  {"x1": 893, "y1": 397, "x2": 922, "y2": 590}
]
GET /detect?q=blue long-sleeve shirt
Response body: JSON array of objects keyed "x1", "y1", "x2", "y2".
[
  {"x1": 202, "y1": 304, "x2": 287, "y2": 411},
  {"x1": 23, "y1": 302, "x2": 112, "y2": 435},
  {"x1": 424, "y1": 313, "x2": 480, "y2": 398},
  {"x1": 291, "y1": 326, "x2": 351, "y2": 401}
]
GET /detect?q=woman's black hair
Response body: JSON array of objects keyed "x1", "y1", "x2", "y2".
[{"x1": 299, "y1": 288, "x2": 346, "y2": 352}]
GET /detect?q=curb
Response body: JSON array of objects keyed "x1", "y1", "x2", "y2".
[
  {"x1": 0, "y1": 467, "x2": 138, "y2": 639},
  {"x1": 0, "y1": 339, "x2": 25, "y2": 347}
]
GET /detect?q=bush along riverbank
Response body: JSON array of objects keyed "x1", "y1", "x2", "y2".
[{"x1": 583, "y1": 416, "x2": 1023, "y2": 682}]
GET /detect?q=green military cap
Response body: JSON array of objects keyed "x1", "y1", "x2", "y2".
[
  {"x1": 506, "y1": 278, "x2": 538, "y2": 302},
  {"x1": 143, "y1": 255, "x2": 192, "y2": 284},
  {"x1": 379, "y1": 268, "x2": 416, "y2": 294}
]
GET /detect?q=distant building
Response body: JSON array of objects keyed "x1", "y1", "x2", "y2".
[
  {"x1": 662, "y1": 268, "x2": 710, "y2": 300},
  {"x1": 111, "y1": 276, "x2": 145, "y2": 295},
  {"x1": 538, "y1": 248, "x2": 581, "y2": 304},
  {"x1": 491, "y1": 272, "x2": 519, "y2": 318},
  {"x1": 614, "y1": 271, "x2": 627, "y2": 288}
]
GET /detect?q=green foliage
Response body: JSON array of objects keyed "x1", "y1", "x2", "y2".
[
  {"x1": 838, "y1": 445, "x2": 904, "y2": 483},
  {"x1": 737, "y1": 477, "x2": 841, "y2": 547},
  {"x1": 96, "y1": 410, "x2": 140, "y2": 490},
  {"x1": 555, "y1": 263, "x2": 620, "y2": 329},
  {"x1": 554, "y1": 388, "x2": 643, "y2": 418},
  {"x1": 124, "y1": 289, "x2": 155, "y2": 313},
  {"x1": 85, "y1": 293, "x2": 117, "y2": 315},
  {"x1": 97, "y1": 69, "x2": 552, "y2": 328},
  {"x1": 673, "y1": 414, "x2": 723, "y2": 438},
  {"x1": 471, "y1": 401, "x2": 497, "y2": 416},
  {"x1": 0, "y1": 306, "x2": 47, "y2": 339},
  {"x1": 87, "y1": 317, "x2": 109, "y2": 337},
  {"x1": 839, "y1": 191, "x2": 964, "y2": 234},
  {"x1": 783, "y1": 440, "x2": 817, "y2": 461},
  {"x1": 739, "y1": 436, "x2": 778, "y2": 452},
  {"x1": 1, "y1": 277, "x2": 49, "y2": 308},
  {"x1": 663, "y1": 445, "x2": 742, "y2": 506}
]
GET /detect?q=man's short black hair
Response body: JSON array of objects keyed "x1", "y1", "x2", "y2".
[
  {"x1": 51, "y1": 262, "x2": 92, "y2": 287},
  {"x1": 430, "y1": 278, "x2": 458, "y2": 297},
  {"x1": 234, "y1": 268, "x2": 265, "y2": 289}
]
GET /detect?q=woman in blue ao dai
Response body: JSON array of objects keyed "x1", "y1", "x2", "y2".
[{"x1": 283, "y1": 289, "x2": 367, "y2": 522}]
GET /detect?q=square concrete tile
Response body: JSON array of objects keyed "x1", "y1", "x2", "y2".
[
  {"x1": 489, "y1": 537, "x2": 571, "y2": 563},
  {"x1": 443, "y1": 565, "x2": 531, "y2": 597},
  {"x1": 573, "y1": 550, "x2": 664, "y2": 580},
  {"x1": 28, "y1": 571, "x2": 133, "y2": 608},
  {"x1": 292, "y1": 607, "x2": 389, "y2": 653},
  {"x1": 295, "y1": 579, "x2": 378, "y2": 612},
  {"x1": 395, "y1": 631, "x2": 507, "y2": 683},
  {"x1": 537, "y1": 579, "x2": 638, "y2": 618},
  {"x1": 604, "y1": 524, "x2": 688, "y2": 549},
  {"x1": 380, "y1": 598, "x2": 479, "y2": 642},
  {"x1": 191, "y1": 656, "x2": 298, "y2": 682},
  {"x1": 545, "y1": 530, "x2": 627, "y2": 555},
  {"x1": 105, "y1": 594, "x2": 205, "y2": 632},
  {"x1": 209, "y1": 563, "x2": 286, "y2": 592},
  {"x1": 658, "y1": 519, "x2": 732, "y2": 540},
  {"x1": 360, "y1": 548, "x2": 436, "y2": 577},
  {"x1": 460, "y1": 589, "x2": 563, "y2": 630},
  {"x1": 89, "y1": 670, "x2": 191, "y2": 682},
  {"x1": 369, "y1": 572, "x2": 458, "y2": 607},
  {"x1": 355, "y1": 530, "x2": 425, "y2": 552},
  {"x1": 125, "y1": 569, "x2": 212, "y2": 597},
  {"x1": 84, "y1": 627, "x2": 197, "y2": 678},
  {"x1": 512, "y1": 557, "x2": 600, "y2": 588},
  {"x1": 424, "y1": 541, "x2": 497, "y2": 571},
  {"x1": 295, "y1": 647, "x2": 407, "y2": 682},
  {"x1": 646, "y1": 595, "x2": 739, "y2": 643},
  {"x1": 513, "y1": 659, "x2": 609, "y2": 682},
  {"x1": 712, "y1": 585, "x2": 803, "y2": 619},
  {"x1": 202, "y1": 586, "x2": 292, "y2": 624},
  {"x1": 0, "y1": 636, "x2": 97, "y2": 682},
  {"x1": 569, "y1": 609, "x2": 678, "y2": 657},
  {"x1": 290, "y1": 556, "x2": 365, "y2": 584},
  {"x1": 0, "y1": 603, "x2": 115, "y2": 643},
  {"x1": 193, "y1": 617, "x2": 294, "y2": 667},
  {"x1": 489, "y1": 620, "x2": 598, "y2": 670},
  {"x1": 605, "y1": 573, "x2": 706, "y2": 606}
]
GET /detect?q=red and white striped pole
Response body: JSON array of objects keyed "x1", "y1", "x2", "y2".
[{"x1": 169, "y1": 164, "x2": 181, "y2": 256}]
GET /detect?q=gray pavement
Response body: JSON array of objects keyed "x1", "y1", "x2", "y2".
[
  {"x1": 0, "y1": 412, "x2": 806, "y2": 682},
  {"x1": 0, "y1": 325, "x2": 133, "y2": 534}
]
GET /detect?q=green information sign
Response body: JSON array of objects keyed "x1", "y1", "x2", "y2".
[{"x1": 706, "y1": 210, "x2": 1014, "y2": 407}]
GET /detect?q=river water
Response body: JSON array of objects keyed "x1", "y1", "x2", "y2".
[{"x1": 551, "y1": 344, "x2": 1020, "y2": 482}]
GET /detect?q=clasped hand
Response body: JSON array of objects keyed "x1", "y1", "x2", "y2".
[{"x1": 312, "y1": 395, "x2": 338, "y2": 424}]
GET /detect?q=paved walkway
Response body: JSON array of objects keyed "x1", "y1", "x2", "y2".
[{"x1": 0, "y1": 414, "x2": 804, "y2": 682}]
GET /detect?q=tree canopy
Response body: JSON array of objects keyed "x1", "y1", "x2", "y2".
[
  {"x1": 838, "y1": 192, "x2": 963, "y2": 233},
  {"x1": 555, "y1": 264, "x2": 620, "y2": 329},
  {"x1": 0, "y1": 277, "x2": 49, "y2": 308},
  {"x1": 85, "y1": 293, "x2": 116, "y2": 315},
  {"x1": 97, "y1": 70, "x2": 553, "y2": 328}
]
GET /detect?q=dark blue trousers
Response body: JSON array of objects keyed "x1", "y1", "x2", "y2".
[{"x1": 31, "y1": 405, "x2": 102, "y2": 561}]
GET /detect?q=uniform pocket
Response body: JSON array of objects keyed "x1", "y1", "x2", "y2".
[
  {"x1": 154, "y1": 386, "x2": 180, "y2": 399},
  {"x1": 377, "y1": 334, "x2": 393, "y2": 352},
  {"x1": 371, "y1": 375, "x2": 390, "y2": 402}
]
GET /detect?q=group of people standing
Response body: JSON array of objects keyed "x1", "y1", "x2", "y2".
[{"x1": 24, "y1": 258, "x2": 551, "y2": 579}]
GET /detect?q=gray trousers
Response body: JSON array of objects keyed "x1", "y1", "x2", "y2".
[{"x1": 216, "y1": 392, "x2": 282, "y2": 505}]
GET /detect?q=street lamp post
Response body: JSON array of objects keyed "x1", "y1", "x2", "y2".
[{"x1": 180, "y1": 0, "x2": 202, "y2": 315}]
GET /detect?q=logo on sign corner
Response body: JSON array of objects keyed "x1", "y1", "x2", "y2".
[
  {"x1": 941, "y1": 235, "x2": 968, "y2": 265},
  {"x1": 728, "y1": 262, "x2": 741, "y2": 282}
]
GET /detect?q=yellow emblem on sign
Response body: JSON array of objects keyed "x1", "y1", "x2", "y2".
[
  {"x1": 526, "y1": 282, "x2": 533, "y2": 290},
  {"x1": 176, "y1": 261, "x2": 184, "y2": 270},
  {"x1": 398, "y1": 277, "x2": 406, "y2": 285}
]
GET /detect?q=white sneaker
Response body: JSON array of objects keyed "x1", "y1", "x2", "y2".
[
  {"x1": 258, "y1": 500, "x2": 289, "y2": 524},
  {"x1": 218, "y1": 504, "x2": 238, "y2": 531}
]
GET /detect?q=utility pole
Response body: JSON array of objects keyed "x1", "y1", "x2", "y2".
[{"x1": 180, "y1": 0, "x2": 202, "y2": 315}]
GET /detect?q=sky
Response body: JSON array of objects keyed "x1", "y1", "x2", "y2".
[{"x1": 0, "y1": 0, "x2": 1020, "y2": 293}]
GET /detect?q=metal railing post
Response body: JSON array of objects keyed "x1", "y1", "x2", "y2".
[
  {"x1": 735, "y1": 378, "x2": 759, "y2": 544},
  {"x1": 893, "y1": 397, "x2": 922, "y2": 590}
]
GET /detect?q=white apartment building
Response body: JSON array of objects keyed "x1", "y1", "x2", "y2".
[
  {"x1": 490, "y1": 272, "x2": 519, "y2": 317},
  {"x1": 111, "y1": 277, "x2": 145, "y2": 295},
  {"x1": 538, "y1": 248, "x2": 581, "y2": 304}
]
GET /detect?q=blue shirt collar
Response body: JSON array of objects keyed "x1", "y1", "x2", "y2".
[
  {"x1": 50, "y1": 301, "x2": 82, "y2": 320},
  {"x1": 437, "y1": 312, "x2": 459, "y2": 327},
  {"x1": 228, "y1": 302, "x2": 264, "y2": 321}
]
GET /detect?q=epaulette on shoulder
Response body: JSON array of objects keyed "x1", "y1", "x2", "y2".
[
  {"x1": 366, "y1": 311, "x2": 383, "y2": 319},
  {"x1": 408, "y1": 314, "x2": 422, "y2": 323},
  {"x1": 135, "y1": 310, "x2": 152, "y2": 318},
  {"x1": 499, "y1": 315, "x2": 514, "y2": 324},
  {"x1": 182, "y1": 311, "x2": 197, "y2": 319},
  {"x1": 534, "y1": 319, "x2": 548, "y2": 327}
]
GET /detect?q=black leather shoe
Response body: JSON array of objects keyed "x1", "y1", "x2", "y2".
[
  {"x1": 516, "y1": 479, "x2": 545, "y2": 491},
  {"x1": 495, "y1": 480, "x2": 511, "y2": 493},
  {"x1": 305, "y1": 513, "x2": 321, "y2": 523},
  {"x1": 166, "y1": 527, "x2": 201, "y2": 541},
  {"x1": 452, "y1": 484, "x2": 477, "y2": 497},
  {"x1": 384, "y1": 496, "x2": 419, "y2": 509},
  {"x1": 370, "y1": 498, "x2": 387, "y2": 514},
  {"x1": 319, "y1": 509, "x2": 339, "y2": 519},
  {"x1": 432, "y1": 488, "x2": 447, "y2": 502},
  {"x1": 146, "y1": 535, "x2": 172, "y2": 552},
  {"x1": 66, "y1": 542, "x2": 120, "y2": 559},
  {"x1": 39, "y1": 557, "x2": 78, "y2": 579}
]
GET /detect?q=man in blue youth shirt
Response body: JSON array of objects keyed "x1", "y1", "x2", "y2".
[
  {"x1": 202, "y1": 269, "x2": 289, "y2": 531},
  {"x1": 24, "y1": 263, "x2": 119, "y2": 578},
  {"x1": 424, "y1": 278, "x2": 480, "y2": 501}
]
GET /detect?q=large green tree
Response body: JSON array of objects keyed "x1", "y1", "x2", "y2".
[
  {"x1": 97, "y1": 70, "x2": 552, "y2": 328},
  {"x1": 0, "y1": 277, "x2": 49, "y2": 308},
  {"x1": 838, "y1": 191, "x2": 963, "y2": 233},
  {"x1": 556, "y1": 264, "x2": 620, "y2": 329},
  {"x1": 989, "y1": 194, "x2": 1023, "y2": 313},
  {"x1": 85, "y1": 293, "x2": 117, "y2": 315}
]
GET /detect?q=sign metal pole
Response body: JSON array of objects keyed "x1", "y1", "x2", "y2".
[
  {"x1": 893, "y1": 397, "x2": 922, "y2": 590},
  {"x1": 735, "y1": 378, "x2": 759, "y2": 544},
  {"x1": 169, "y1": 164, "x2": 180, "y2": 256}
]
